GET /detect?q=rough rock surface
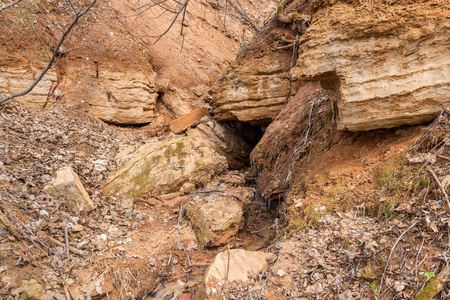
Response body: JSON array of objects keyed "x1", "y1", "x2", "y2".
[
  {"x1": 17, "y1": 279, "x2": 46, "y2": 300},
  {"x1": 0, "y1": 56, "x2": 57, "y2": 109},
  {"x1": 84, "y1": 69, "x2": 158, "y2": 124},
  {"x1": 170, "y1": 107, "x2": 210, "y2": 134},
  {"x1": 186, "y1": 173, "x2": 254, "y2": 246},
  {"x1": 198, "y1": 249, "x2": 276, "y2": 299},
  {"x1": 293, "y1": 0, "x2": 450, "y2": 131},
  {"x1": 44, "y1": 167, "x2": 95, "y2": 212},
  {"x1": 251, "y1": 82, "x2": 329, "y2": 200},
  {"x1": 186, "y1": 117, "x2": 256, "y2": 169},
  {"x1": 208, "y1": 26, "x2": 301, "y2": 125},
  {"x1": 103, "y1": 136, "x2": 228, "y2": 197}
]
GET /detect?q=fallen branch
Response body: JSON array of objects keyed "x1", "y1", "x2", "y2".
[
  {"x1": 48, "y1": 236, "x2": 86, "y2": 257},
  {"x1": 64, "y1": 222, "x2": 70, "y2": 260}
]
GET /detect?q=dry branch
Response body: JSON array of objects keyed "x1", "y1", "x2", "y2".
[{"x1": 48, "y1": 236, "x2": 87, "y2": 257}]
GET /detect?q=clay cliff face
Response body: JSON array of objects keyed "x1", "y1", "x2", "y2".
[
  {"x1": 0, "y1": 0, "x2": 275, "y2": 125},
  {"x1": 294, "y1": 0, "x2": 450, "y2": 131}
]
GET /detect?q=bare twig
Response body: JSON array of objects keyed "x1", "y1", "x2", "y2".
[
  {"x1": 0, "y1": 0, "x2": 22, "y2": 13},
  {"x1": 170, "y1": 229, "x2": 191, "y2": 268},
  {"x1": 48, "y1": 236, "x2": 87, "y2": 257},
  {"x1": 143, "y1": 253, "x2": 173, "y2": 297},
  {"x1": 380, "y1": 222, "x2": 417, "y2": 292}
]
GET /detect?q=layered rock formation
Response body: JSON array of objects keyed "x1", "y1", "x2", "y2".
[
  {"x1": 84, "y1": 69, "x2": 159, "y2": 124},
  {"x1": 210, "y1": 0, "x2": 450, "y2": 131},
  {"x1": 208, "y1": 26, "x2": 301, "y2": 125},
  {"x1": 0, "y1": 56, "x2": 57, "y2": 109},
  {"x1": 293, "y1": 0, "x2": 450, "y2": 131},
  {"x1": 102, "y1": 136, "x2": 228, "y2": 197}
]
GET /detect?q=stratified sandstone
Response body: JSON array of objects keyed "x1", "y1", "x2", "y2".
[
  {"x1": 85, "y1": 69, "x2": 158, "y2": 124},
  {"x1": 0, "y1": 56, "x2": 57, "y2": 109},
  {"x1": 103, "y1": 136, "x2": 228, "y2": 197},
  {"x1": 208, "y1": 27, "x2": 301, "y2": 126},
  {"x1": 293, "y1": 0, "x2": 450, "y2": 131}
]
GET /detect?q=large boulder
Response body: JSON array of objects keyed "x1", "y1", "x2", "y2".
[
  {"x1": 186, "y1": 174, "x2": 254, "y2": 247},
  {"x1": 196, "y1": 249, "x2": 276, "y2": 299},
  {"x1": 102, "y1": 137, "x2": 228, "y2": 197},
  {"x1": 44, "y1": 167, "x2": 95, "y2": 212},
  {"x1": 186, "y1": 117, "x2": 256, "y2": 169},
  {"x1": 293, "y1": 0, "x2": 450, "y2": 131}
]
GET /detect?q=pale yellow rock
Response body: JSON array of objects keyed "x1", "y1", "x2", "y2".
[
  {"x1": 293, "y1": 1, "x2": 450, "y2": 131},
  {"x1": 0, "y1": 56, "x2": 57, "y2": 109},
  {"x1": 85, "y1": 70, "x2": 158, "y2": 124},
  {"x1": 44, "y1": 167, "x2": 95, "y2": 212},
  {"x1": 102, "y1": 137, "x2": 228, "y2": 197},
  {"x1": 199, "y1": 249, "x2": 276, "y2": 299},
  {"x1": 18, "y1": 279, "x2": 46, "y2": 300},
  {"x1": 209, "y1": 53, "x2": 300, "y2": 125},
  {"x1": 186, "y1": 120, "x2": 254, "y2": 169},
  {"x1": 187, "y1": 194, "x2": 243, "y2": 247}
]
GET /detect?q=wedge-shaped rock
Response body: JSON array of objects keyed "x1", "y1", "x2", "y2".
[
  {"x1": 170, "y1": 107, "x2": 210, "y2": 134},
  {"x1": 103, "y1": 137, "x2": 228, "y2": 197},
  {"x1": 44, "y1": 167, "x2": 95, "y2": 212},
  {"x1": 197, "y1": 249, "x2": 276, "y2": 299}
]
